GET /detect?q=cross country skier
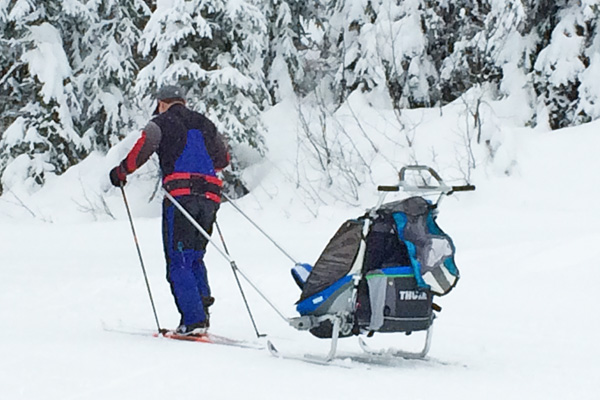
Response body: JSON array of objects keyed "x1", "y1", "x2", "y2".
[{"x1": 109, "y1": 85, "x2": 230, "y2": 335}]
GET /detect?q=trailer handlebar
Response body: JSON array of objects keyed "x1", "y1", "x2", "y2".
[
  {"x1": 449, "y1": 184, "x2": 476, "y2": 194},
  {"x1": 377, "y1": 185, "x2": 400, "y2": 192},
  {"x1": 376, "y1": 166, "x2": 476, "y2": 195}
]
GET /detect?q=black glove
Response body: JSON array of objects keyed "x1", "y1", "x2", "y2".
[{"x1": 109, "y1": 165, "x2": 127, "y2": 187}]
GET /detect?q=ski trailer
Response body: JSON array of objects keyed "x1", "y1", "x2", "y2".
[{"x1": 283, "y1": 166, "x2": 475, "y2": 361}]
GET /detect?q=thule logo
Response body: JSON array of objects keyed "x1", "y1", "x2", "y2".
[{"x1": 399, "y1": 291, "x2": 427, "y2": 301}]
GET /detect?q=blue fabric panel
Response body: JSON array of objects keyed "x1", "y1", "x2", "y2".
[
  {"x1": 377, "y1": 266, "x2": 414, "y2": 276},
  {"x1": 174, "y1": 129, "x2": 216, "y2": 175},
  {"x1": 165, "y1": 204, "x2": 207, "y2": 325},
  {"x1": 394, "y1": 212, "x2": 408, "y2": 239},
  {"x1": 393, "y1": 212, "x2": 429, "y2": 289},
  {"x1": 296, "y1": 275, "x2": 353, "y2": 315},
  {"x1": 192, "y1": 250, "x2": 211, "y2": 299},
  {"x1": 168, "y1": 249, "x2": 206, "y2": 325},
  {"x1": 166, "y1": 204, "x2": 175, "y2": 256}
]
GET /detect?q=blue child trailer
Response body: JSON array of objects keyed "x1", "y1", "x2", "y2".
[{"x1": 287, "y1": 166, "x2": 474, "y2": 360}]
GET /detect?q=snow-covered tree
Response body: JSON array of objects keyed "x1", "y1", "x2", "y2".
[
  {"x1": 435, "y1": 0, "x2": 503, "y2": 103},
  {"x1": 576, "y1": 1, "x2": 600, "y2": 125},
  {"x1": 136, "y1": 0, "x2": 269, "y2": 151},
  {"x1": 73, "y1": 0, "x2": 150, "y2": 151},
  {"x1": 533, "y1": 0, "x2": 600, "y2": 129},
  {"x1": 373, "y1": 0, "x2": 440, "y2": 108},
  {"x1": 262, "y1": 0, "x2": 326, "y2": 101},
  {"x1": 0, "y1": 0, "x2": 36, "y2": 136},
  {"x1": 324, "y1": 0, "x2": 386, "y2": 105},
  {"x1": 0, "y1": 0, "x2": 154, "y2": 193},
  {"x1": 3, "y1": 0, "x2": 600, "y2": 197},
  {"x1": 0, "y1": 1, "x2": 88, "y2": 193},
  {"x1": 319, "y1": 0, "x2": 496, "y2": 110}
]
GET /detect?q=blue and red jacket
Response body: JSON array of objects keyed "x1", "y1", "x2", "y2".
[{"x1": 115, "y1": 104, "x2": 230, "y2": 202}]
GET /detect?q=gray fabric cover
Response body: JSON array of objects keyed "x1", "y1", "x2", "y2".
[
  {"x1": 298, "y1": 219, "x2": 364, "y2": 302},
  {"x1": 366, "y1": 274, "x2": 387, "y2": 330}
]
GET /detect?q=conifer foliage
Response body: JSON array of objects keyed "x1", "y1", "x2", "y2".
[
  {"x1": 74, "y1": 0, "x2": 150, "y2": 152},
  {"x1": 532, "y1": 0, "x2": 600, "y2": 129},
  {"x1": 136, "y1": 0, "x2": 269, "y2": 150},
  {"x1": 0, "y1": 1, "x2": 87, "y2": 192},
  {"x1": 1, "y1": 1, "x2": 600, "y2": 194},
  {"x1": 263, "y1": 0, "x2": 324, "y2": 101}
]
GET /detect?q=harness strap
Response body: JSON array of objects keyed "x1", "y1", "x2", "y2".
[
  {"x1": 164, "y1": 172, "x2": 223, "y2": 186},
  {"x1": 163, "y1": 173, "x2": 223, "y2": 203}
]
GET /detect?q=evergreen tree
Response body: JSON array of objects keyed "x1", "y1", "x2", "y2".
[
  {"x1": 2, "y1": 0, "x2": 600, "y2": 197},
  {"x1": 0, "y1": 1, "x2": 88, "y2": 193},
  {"x1": 320, "y1": 0, "x2": 494, "y2": 110},
  {"x1": 0, "y1": 0, "x2": 37, "y2": 136},
  {"x1": 325, "y1": 0, "x2": 385, "y2": 105},
  {"x1": 374, "y1": 0, "x2": 440, "y2": 108},
  {"x1": 0, "y1": 0, "x2": 153, "y2": 193},
  {"x1": 136, "y1": 0, "x2": 269, "y2": 151},
  {"x1": 575, "y1": 0, "x2": 600, "y2": 125},
  {"x1": 434, "y1": 0, "x2": 504, "y2": 103},
  {"x1": 73, "y1": 0, "x2": 150, "y2": 151},
  {"x1": 263, "y1": 0, "x2": 325, "y2": 101},
  {"x1": 533, "y1": 0, "x2": 599, "y2": 129}
]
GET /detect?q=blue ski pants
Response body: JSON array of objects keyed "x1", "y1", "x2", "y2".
[{"x1": 163, "y1": 196, "x2": 219, "y2": 326}]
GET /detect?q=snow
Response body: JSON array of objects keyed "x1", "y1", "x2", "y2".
[
  {"x1": 22, "y1": 23, "x2": 72, "y2": 104},
  {"x1": 1, "y1": 92, "x2": 599, "y2": 399}
]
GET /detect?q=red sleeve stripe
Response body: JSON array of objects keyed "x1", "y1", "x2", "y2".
[{"x1": 126, "y1": 132, "x2": 147, "y2": 173}]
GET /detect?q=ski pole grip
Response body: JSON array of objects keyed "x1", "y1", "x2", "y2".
[
  {"x1": 377, "y1": 185, "x2": 400, "y2": 192},
  {"x1": 451, "y1": 184, "x2": 476, "y2": 192}
]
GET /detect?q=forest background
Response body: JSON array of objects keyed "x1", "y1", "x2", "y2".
[{"x1": 1, "y1": 0, "x2": 599, "y2": 199}]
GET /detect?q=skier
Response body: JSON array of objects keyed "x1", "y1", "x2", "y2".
[{"x1": 109, "y1": 85, "x2": 230, "y2": 335}]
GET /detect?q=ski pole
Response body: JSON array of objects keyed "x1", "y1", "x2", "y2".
[
  {"x1": 215, "y1": 221, "x2": 266, "y2": 338},
  {"x1": 222, "y1": 193, "x2": 297, "y2": 264},
  {"x1": 120, "y1": 185, "x2": 162, "y2": 333},
  {"x1": 164, "y1": 191, "x2": 290, "y2": 324}
]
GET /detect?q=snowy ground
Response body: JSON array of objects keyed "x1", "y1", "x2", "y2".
[{"x1": 1, "y1": 100, "x2": 599, "y2": 399}]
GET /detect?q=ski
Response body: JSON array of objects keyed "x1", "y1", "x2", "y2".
[
  {"x1": 267, "y1": 338, "x2": 463, "y2": 368},
  {"x1": 103, "y1": 324, "x2": 263, "y2": 350},
  {"x1": 357, "y1": 337, "x2": 468, "y2": 367},
  {"x1": 155, "y1": 329, "x2": 263, "y2": 350},
  {"x1": 358, "y1": 331, "x2": 432, "y2": 360},
  {"x1": 267, "y1": 340, "x2": 353, "y2": 368}
]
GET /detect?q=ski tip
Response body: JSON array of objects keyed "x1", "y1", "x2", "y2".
[{"x1": 266, "y1": 340, "x2": 281, "y2": 357}]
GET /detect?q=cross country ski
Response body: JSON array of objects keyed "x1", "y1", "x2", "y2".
[{"x1": 155, "y1": 329, "x2": 264, "y2": 350}]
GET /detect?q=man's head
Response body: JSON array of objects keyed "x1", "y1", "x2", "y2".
[{"x1": 154, "y1": 85, "x2": 186, "y2": 115}]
